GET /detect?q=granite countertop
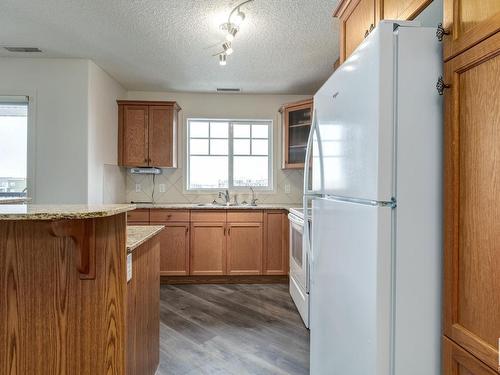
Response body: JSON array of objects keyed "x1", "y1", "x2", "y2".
[
  {"x1": 0, "y1": 197, "x2": 31, "y2": 204},
  {"x1": 0, "y1": 204, "x2": 136, "y2": 220},
  {"x1": 132, "y1": 202, "x2": 297, "y2": 211},
  {"x1": 127, "y1": 225, "x2": 164, "y2": 252}
]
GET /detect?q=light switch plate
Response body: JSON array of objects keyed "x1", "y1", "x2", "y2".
[
  {"x1": 135, "y1": 183, "x2": 141, "y2": 193},
  {"x1": 159, "y1": 184, "x2": 166, "y2": 193},
  {"x1": 284, "y1": 184, "x2": 291, "y2": 194},
  {"x1": 127, "y1": 253, "x2": 132, "y2": 282}
]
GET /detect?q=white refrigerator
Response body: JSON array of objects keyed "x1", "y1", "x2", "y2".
[{"x1": 304, "y1": 21, "x2": 443, "y2": 375}]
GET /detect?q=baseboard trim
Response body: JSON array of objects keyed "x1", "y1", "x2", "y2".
[{"x1": 161, "y1": 275, "x2": 289, "y2": 285}]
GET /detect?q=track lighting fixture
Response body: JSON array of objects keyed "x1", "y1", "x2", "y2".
[
  {"x1": 215, "y1": 0, "x2": 254, "y2": 65},
  {"x1": 219, "y1": 54, "x2": 227, "y2": 66}
]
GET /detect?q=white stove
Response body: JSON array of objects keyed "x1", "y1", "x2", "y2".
[{"x1": 288, "y1": 207, "x2": 311, "y2": 328}]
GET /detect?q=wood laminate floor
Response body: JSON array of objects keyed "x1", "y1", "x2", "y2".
[{"x1": 157, "y1": 283, "x2": 310, "y2": 375}]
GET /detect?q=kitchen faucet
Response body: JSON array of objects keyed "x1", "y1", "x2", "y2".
[
  {"x1": 218, "y1": 189, "x2": 230, "y2": 204},
  {"x1": 249, "y1": 187, "x2": 258, "y2": 206}
]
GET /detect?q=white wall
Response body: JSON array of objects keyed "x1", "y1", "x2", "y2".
[
  {"x1": 125, "y1": 91, "x2": 311, "y2": 205},
  {"x1": 87, "y1": 61, "x2": 126, "y2": 204},
  {"x1": 0, "y1": 58, "x2": 126, "y2": 204},
  {"x1": 0, "y1": 58, "x2": 89, "y2": 203}
]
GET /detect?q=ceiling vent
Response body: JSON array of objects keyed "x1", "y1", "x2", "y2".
[
  {"x1": 217, "y1": 88, "x2": 241, "y2": 93},
  {"x1": 4, "y1": 47, "x2": 42, "y2": 53}
]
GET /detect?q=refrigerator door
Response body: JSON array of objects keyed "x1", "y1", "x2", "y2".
[
  {"x1": 310, "y1": 198, "x2": 393, "y2": 375},
  {"x1": 313, "y1": 21, "x2": 413, "y2": 202}
]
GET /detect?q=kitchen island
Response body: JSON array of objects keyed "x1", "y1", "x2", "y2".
[{"x1": 0, "y1": 204, "x2": 162, "y2": 375}]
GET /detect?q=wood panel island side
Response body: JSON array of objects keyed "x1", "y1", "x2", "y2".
[{"x1": 0, "y1": 204, "x2": 163, "y2": 375}]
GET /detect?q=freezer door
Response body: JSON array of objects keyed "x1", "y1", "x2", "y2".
[
  {"x1": 313, "y1": 21, "x2": 400, "y2": 202},
  {"x1": 310, "y1": 198, "x2": 392, "y2": 375}
]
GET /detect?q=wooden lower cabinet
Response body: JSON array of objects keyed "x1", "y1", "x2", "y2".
[
  {"x1": 263, "y1": 210, "x2": 289, "y2": 275},
  {"x1": 156, "y1": 223, "x2": 190, "y2": 276},
  {"x1": 443, "y1": 32, "x2": 500, "y2": 371},
  {"x1": 131, "y1": 208, "x2": 290, "y2": 277},
  {"x1": 227, "y1": 222, "x2": 263, "y2": 275},
  {"x1": 127, "y1": 235, "x2": 160, "y2": 375},
  {"x1": 443, "y1": 337, "x2": 497, "y2": 375},
  {"x1": 190, "y1": 222, "x2": 227, "y2": 275}
]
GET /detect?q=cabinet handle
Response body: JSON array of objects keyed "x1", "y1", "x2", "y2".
[
  {"x1": 436, "y1": 76, "x2": 451, "y2": 95},
  {"x1": 185, "y1": 226, "x2": 189, "y2": 234},
  {"x1": 228, "y1": 227, "x2": 231, "y2": 236},
  {"x1": 436, "y1": 23, "x2": 450, "y2": 42},
  {"x1": 369, "y1": 23, "x2": 374, "y2": 32},
  {"x1": 364, "y1": 30, "x2": 369, "y2": 38}
]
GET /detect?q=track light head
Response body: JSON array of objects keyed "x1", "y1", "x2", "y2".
[
  {"x1": 219, "y1": 53, "x2": 227, "y2": 66},
  {"x1": 222, "y1": 42, "x2": 233, "y2": 55}
]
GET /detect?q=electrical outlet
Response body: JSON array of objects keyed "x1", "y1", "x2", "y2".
[
  {"x1": 135, "y1": 183, "x2": 141, "y2": 193},
  {"x1": 159, "y1": 184, "x2": 166, "y2": 193},
  {"x1": 284, "y1": 184, "x2": 291, "y2": 194}
]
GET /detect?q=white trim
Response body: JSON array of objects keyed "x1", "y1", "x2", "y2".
[
  {"x1": 185, "y1": 118, "x2": 274, "y2": 193},
  {"x1": 0, "y1": 89, "x2": 37, "y2": 202}
]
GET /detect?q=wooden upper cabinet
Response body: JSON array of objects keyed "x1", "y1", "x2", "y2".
[
  {"x1": 118, "y1": 100, "x2": 180, "y2": 168},
  {"x1": 281, "y1": 99, "x2": 313, "y2": 169},
  {"x1": 383, "y1": 0, "x2": 433, "y2": 21},
  {"x1": 443, "y1": 32, "x2": 500, "y2": 372},
  {"x1": 120, "y1": 105, "x2": 149, "y2": 166},
  {"x1": 263, "y1": 211, "x2": 289, "y2": 275},
  {"x1": 334, "y1": 0, "x2": 376, "y2": 63},
  {"x1": 334, "y1": 0, "x2": 435, "y2": 64},
  {"x1": 443, "y1": 338, "x2": 498, "y2": 375},
  {"x1": 443, "y1": 0, "x2": 500, "y2": 61}
]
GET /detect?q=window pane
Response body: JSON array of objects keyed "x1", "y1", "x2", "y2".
[
  {"x1": 233, "y1": 139, "x2": 250, "y2": 155},
  {"x1": 233, "y1": 156, "x2": 269, "y2": 187},
  {"x1": 252, "y1": 124, "x2": 268, "y2": 138},
  {"x1": 252, "y1": 139, "x2": 268, "y2": 155},
  {"x1": 210, "y1": 122, "x2": 228, "y2": 138},
  {"x1": 233, "y1": 124, "x2": 250, "y2": 138},
  {"x1": 210, "y1": 139, "x2": 228, "y2": 155},
  {"x1": 190, "y1": 139, "x2": 208, "y2": 154},
  {"x1": 189, "y1": 156, "x2": 228, "y2": 189},
  {"x1": 190, "y1": 121, "x2": 209, "y2": 138},
  {"x1": 0, "y1": 102, "x2": 28, "y2": 195}
]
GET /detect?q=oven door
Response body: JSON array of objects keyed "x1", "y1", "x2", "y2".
[{"x1": 289, "y1": 213, "x2": 307, "y2": 290}]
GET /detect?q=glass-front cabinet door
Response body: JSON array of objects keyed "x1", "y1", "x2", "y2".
[{"x1": 281, "y1": 98, "x2": 313, "y2": 169}]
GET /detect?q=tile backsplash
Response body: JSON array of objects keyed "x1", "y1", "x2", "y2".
[{"x1": 126, "y1": 168, "x2": 304, "y2": 205}]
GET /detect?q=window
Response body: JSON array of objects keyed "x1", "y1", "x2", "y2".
[
  {"x1": 0, "y1": 97, "x2": 28, "y2": 197},
  {"x1": 187, "y1": 119, "x2": 272, "y2": 190}
]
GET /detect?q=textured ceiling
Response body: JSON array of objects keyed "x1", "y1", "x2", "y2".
[{"x1": 0, "y1": 0, "x2": 340, "y2": 94}]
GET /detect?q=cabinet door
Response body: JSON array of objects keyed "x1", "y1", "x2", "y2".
[
  {"x1": 121, "y1": 105, "x2": 149, "y2": 167},
  {"x1": 263, "y1": 211, "x2": 289, "y2": 275},
  {"x1": 156, "y1": 223, "x2": 189, "y2": 276},
  {"x1": 443, "y1": 0, "x2": 500, "y2": 60},
  {"x1": 190, "y1": 222, "x2": 226, "y2": 275},
  {"x1": 227, "y1": 222, "x2": 263, "y2": 275},
  {"x1": 339, "y1": 0, "x2": 376, "y2": 62},
  {"x1": 443, "y1": 32, "x2": 500, "y2": 371},
  {"x1": 443, "y1": 337, "x2": 497, "y2": 375},
  {"x1": 283, "y1": 101, "x2": 313, "y2": 169},
  {"x1": 148, "y1": 106, "x2": 175, "y2": 167},
  {"x1": 383, "y1": 0, "x2": 432, "y2": 20}
]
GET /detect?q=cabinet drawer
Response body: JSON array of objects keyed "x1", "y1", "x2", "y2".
[
  {"x1": 190, "y1": 210, "x2": 226, "y2": 222},
  {"x1": 127, "y1": 209, "x2": 150, "y2": 223},
  {"x1": 227, "y1": 210, "x2": 263, "y2": 223},
  {"x1": 150, "y1": 209, "x2": 189, "y2": 222},
  {"x1": 443, "y1": 337, "x2": 497, "y2": 375}
]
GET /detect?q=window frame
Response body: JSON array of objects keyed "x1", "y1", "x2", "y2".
[{"x1": 186, "y1": 118, "x2": 274, "y2": 192}]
